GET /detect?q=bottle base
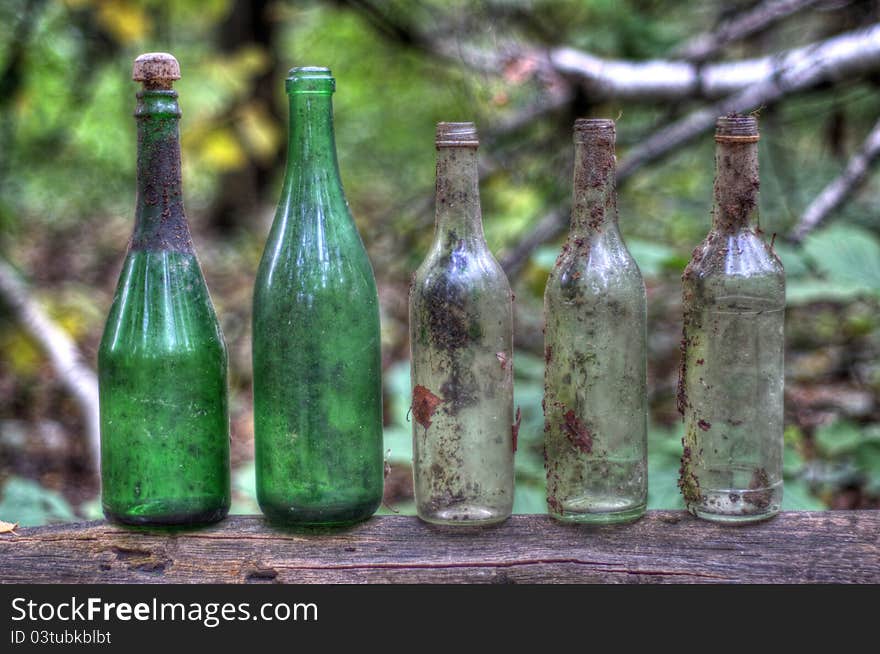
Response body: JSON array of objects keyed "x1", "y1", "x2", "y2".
[
  {"x1": 687, "y1": 484, "x2": 782, "y2": 525},
  {"x1": 259, "y1": 498, "x2": 380, "y2": 527},
  {"x1": 550, "y1": 502, "x2": 646, "y2": 525},
  {"x1": 417, "y1": 503, "x2": 511, "y2": 526},
  {"x1": 691, "y1": 507, "x2": 780, "y2": 525},
  {"x1": 104, "y1": 500, "x2": 229, "y2": 527}
]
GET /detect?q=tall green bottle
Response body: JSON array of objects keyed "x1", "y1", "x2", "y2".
[
  {"x1": 99, "y1": 53, "x2": 230, "y2": 526},
  {"x1": 252, "y1": 67, "x2": 383, "y2": 526}
]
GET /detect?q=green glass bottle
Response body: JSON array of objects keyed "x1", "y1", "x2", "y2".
[
  {"x1": 99, "y1": 53, "x2": 230, "y2": 526},
  {"x1": 543, "y1": 119, "x2": 648, "y2": 524},
  {"x1": 252, "y1": 67, "x2": 383, "y2": 526},
  {"x1": 678, "y1": 114, "x2": 785, "y2": 523},
  {"x1": 409, "y1": 122, "x2": 515, "y2": 525}
]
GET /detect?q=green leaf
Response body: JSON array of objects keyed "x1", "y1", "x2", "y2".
[
  {"x1": 626, "y1": 238, "x2": 680, "y2": 277},
  {"x1": 802, "y1": 224, "x2": 880, "y2": 296},
  {"x1": 531, "y1": 245, "x2": 559, "y2": 271},
  {"x1": 814, "y1": 420, "x2": 865, "y2": 457},
  {"x1": 783, "y1": 445, "x2": 805, "y2": 476},
  {"x1": 786, "y1": 279, "x2": 871, "y2": 305},
  {"x1": 0, "y1": 477, "x2": 76, "y2": 527},
  {"x1": 647, "y1": 460, "x2": 685, "y2": 510},
  {"x1": 773, "y1": 243, "x2": 810, "y2": 278},
  {"x1": 383, "y1": 425, "x2": 413, "y2": 464},
  {"x1": 781, "y1": 479, "x2": 825, "y2": 511},
  {"x1": 512, "y1": 482, "x2": 548, "y2": 515}
]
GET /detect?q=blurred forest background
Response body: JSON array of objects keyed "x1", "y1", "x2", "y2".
[{"x1": 1, "y1": 0, "x2": 879, "y2": 525}]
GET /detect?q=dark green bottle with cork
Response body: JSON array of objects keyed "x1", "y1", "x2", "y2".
[
  {"x1": 252, "y1": 67, "x2": 383, "y2": 526},
  {"x1": 98, "y1": 53, "x2": 231, "y2": 526}
]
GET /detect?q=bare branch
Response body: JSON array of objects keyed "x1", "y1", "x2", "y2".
[
  {"x1": 344, "y1": 1, "x2": 880, "y2": 105},
  {"x1": 675, "y1": 0, "x2": 823, "y2": 61},
  {"x1": 503, "y1": 24, "x2": 880, "y2": 276},
  {"x1": 500, "y1": 206, "x2": 568, "y2": 278},
  {"x1": 0, "y1": 259, "x2": 99, "y2": 470},
  {"x1": 546, "y1": 22, "x2": 880, "y2": 101},
  {"x1": 789, "y1": 116, "x2": 880, "y2": 242}
]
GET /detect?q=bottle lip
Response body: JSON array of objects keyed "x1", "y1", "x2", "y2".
[
  {"x1": 716, "y1": 114, "x2": 759, "y2": 142},
  {"x1": 286, "y1": 67, "x2": 335, "y2": 94},
  {"x1": 436, "y1": 122, "x2": 479, "y2": 148},
  {"x1": 573, "y1": 118, "x2": 615, "y2": 143}
]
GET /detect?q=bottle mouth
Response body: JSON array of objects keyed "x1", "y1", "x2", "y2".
[
  {"x1": 436, "y1": 122, "x2": 479, "y2": 148},
  {"x1": 286, "y1": 67, "x2": 335, "y2": 94},
  {"x1": 716, "y1": 114, "x2": 759, "y2": 141},
  {"x1": 573, "y1": 118, "x2": 615, "y2": 143}
]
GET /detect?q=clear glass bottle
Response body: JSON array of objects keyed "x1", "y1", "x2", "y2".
[
  {"x1": 252, "y1": 67, "x2": 383, "y2": 526},
  {"x1": 678, "y1": 114, "x2": 785, "y2": 523},
  {"x1": 409, "y1": 122, "x2": 515, "y2": 525},
  {"x1": 99, "y1": 53, "x2": 230, "y2": 526},
  {"x1": 543, "y1": 119, "x2": 648, "y2": 524}
]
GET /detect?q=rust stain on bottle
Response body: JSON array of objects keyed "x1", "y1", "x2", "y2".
[
  {"x1": 411, "y1": 385, "x2": 442, "y2": 430},
  {"x1": 562, "y1": 409, "x2": 592, "y2": 454},
  {"x1": 743, "y1": 467, "x2": 772, "y2": 509},
  {"x1": 678, "y1": 443, "x2": 702, "y2": 505}
]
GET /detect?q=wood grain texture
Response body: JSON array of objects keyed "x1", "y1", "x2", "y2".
[{"x1": 1, "y1": 512, "x2": 877, "y2": 584}]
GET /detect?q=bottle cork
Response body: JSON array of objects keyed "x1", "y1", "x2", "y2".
[{"x1": 132, "y1": 53, "x2": 181, "y2": 90}]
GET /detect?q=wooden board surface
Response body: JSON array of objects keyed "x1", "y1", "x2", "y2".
[{"x1": 1, "y1": 512, "x2": 877, "y2": 584}]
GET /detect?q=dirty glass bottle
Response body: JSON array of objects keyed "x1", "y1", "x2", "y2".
[
  {"x1": 409, "y1": 122, "x2": 515, "y2": 525},
  {"x1": 252, "y1": 67, "x2": 383, "y2": 526},
  {"x1": 99, "y1": 53, "x2": 230, "y2": 526},
  {"x1": 678, "y1": 114, "x2": 785, "y2": 523},
  {"x1": 543, "y1": 119, "x2": 647, "y2": 524}
]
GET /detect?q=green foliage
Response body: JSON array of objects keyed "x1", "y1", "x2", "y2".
[
  {"x1": 0, "y1": 477, "x2": 77, "y2": 526},
  {"x1": 785, "y1": 225, "x2": 880, "y2": 304}
]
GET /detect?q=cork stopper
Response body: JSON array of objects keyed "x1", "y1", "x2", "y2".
[
  {"x1": 133, "y1": 53, "x2": 180, "y2": 90},
  {"x1": 436, "y1": 122, "x2": 479, "y2": 148},
  {"x1": 715, "y1": 114, "x2": 759, "y2": 142},
  {"x1": 574, "y1": 118, "x2": 615, "y2": 144}
]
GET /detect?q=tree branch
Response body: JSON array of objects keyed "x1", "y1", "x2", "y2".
[
  {"x1": 502, "y1": 23, "x2": 880, "y2": 276},
  {"x1": 500, "y1": 206, "x2": 568, "y2": 278},
  {"x1": 545, "y1": 22, "x2": 880, "y2": 101},
  {"x1": 789, "y1": 116, "x2": 880, "y2": 242},
  {"x1": 674, "y1": 0, "x2": 823, "y2": 61},
  {"x1": 0, "y1": 259, "x2": 99, "y2": 470}
]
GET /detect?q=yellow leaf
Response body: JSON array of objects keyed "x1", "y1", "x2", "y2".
[
  {"x1": 0, "y1": 328, "x2": 42, "y2": 377},
  {"x1": 200, "y1": 128, "x2": 247, "y2": 172},
  {"x1": 238, "y1": 102, "x2": 281, "y2": 163},
  {"x1": 0, "y1": 520, "x2": 19, "y2": 536},
  {"x1": 96, "y1": 0, "x2": 151, "y2": 44}
]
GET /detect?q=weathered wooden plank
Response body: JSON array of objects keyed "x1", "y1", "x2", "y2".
[{"x1": 0, "y1": 512, "x2": 877, "y2": 584}]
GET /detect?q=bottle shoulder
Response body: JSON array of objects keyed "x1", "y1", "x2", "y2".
[
  {"x1": 255, "y1": 221, "x2": 376, "y2": 291},
  {"x1": 684, "y1": 230, "x2": 784, "y2": 277},
  {"x1": 411, "y1": 246, "x2": 510, "y2": 299},
  {"x1": 545, "y1": 234, "x2": 645, "y2": 300},
  {"x1": 100, "y1": 250, "x2": 226, "y2": 356},
  {"x1": 682, "y1": 230, "x2": 785, "y2": 306}
]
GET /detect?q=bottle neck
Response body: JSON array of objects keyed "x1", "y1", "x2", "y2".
[
  {"x1": 712, "y1": 139, "x2": 759, "y2": 233},
  {"x1": 281, "y1": 92, "x2": 344, "y2": 204},
  {"x1": 433, "y1": 147, "x2": 485, "y2": 250},
  {"x1": 570, "y1": 138, "x2": 618, "y2": 237},
  {"x1": 132, "y1": 90, "x2": 192, "y2": 253}
]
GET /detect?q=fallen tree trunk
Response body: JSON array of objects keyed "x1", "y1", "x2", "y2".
[{"x1": 2, "y1": 512, "x2": 877, "y2": 583}]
